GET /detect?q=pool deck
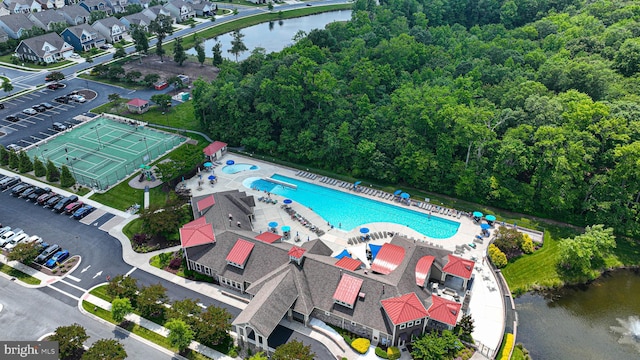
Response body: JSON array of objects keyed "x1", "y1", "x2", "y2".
[{"x1": 183, "y1": 154, "x2": 506, "y2": 356}]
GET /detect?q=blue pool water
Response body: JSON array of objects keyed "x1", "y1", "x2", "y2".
[
  {"x1": 246, "y1": 175, "x2": 460, "y2": 239},
  {"x1": 222, "y1": 164, "x2": 260, "y2": 174}
]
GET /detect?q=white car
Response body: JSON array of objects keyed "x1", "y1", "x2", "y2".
[
  {"x1": 22, "y1": 108, "x2": 37, "y2": 115},
  {"x1": 4, "y1": 233, "x2": 29, "y2": 251},
  {"x1": 71, "y1": 94, "x2": 86, "y2": 103},
  {"x1": 70, "y1": 53, "x2": 81, "y2": 59}
]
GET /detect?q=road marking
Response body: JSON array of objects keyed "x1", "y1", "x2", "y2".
[
  {"x1": 65, "y1": 275, "x2": 81, "y2": 282},
  {"x1": 46, "y1": 284, "x2": 80, "y2": 301},
  {"x1": 81, "y1": 265, "x2": 91, "y2": 273},
  {"x1": 93, "y1": 270, "x2": 103, "y2": 279},
  {"x1": 124, "y1": 267, "x2": 137, "y2": 277},
  {"x1": 60, "y1": 279, "x2": 87, "y2": 292}
]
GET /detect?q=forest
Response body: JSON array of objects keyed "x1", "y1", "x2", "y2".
[{"x1": 192, "y1": 0, "x2": 640, "y2": 237}]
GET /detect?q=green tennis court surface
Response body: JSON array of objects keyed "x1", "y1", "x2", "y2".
[{"x1": 27, "y1": 117, "x2": 185, "y2": 190}]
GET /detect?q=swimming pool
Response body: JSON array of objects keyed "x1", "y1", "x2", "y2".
[
  {"x1": 222, "y1": 163, "x2": 260, "y2": 174},
  {"x1": 246, "y1": 175, "x2": 460, "y2": 239}
]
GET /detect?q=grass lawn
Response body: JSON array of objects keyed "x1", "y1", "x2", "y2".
[
  {"x1": 122, "y1": 218, "x2": 144, "y2": 240},
  {"x1": 0, "y1": 54, "x2": 73, "y2": 69},
  {"x1": 89, "y1": 176, "x2": 168, "y2": 210},
  {"x1": 79, "y1": 73, "x2": 147, "y2": 90},
  {"x1": 89, "y1": 285, "x2": 113, "y2": 302},
  {"x1": 92, "y1": 101, "x2": 202, "y2": 132},
  {"x1": 0, "y1": 263, "x2": 41, "y2": 285},
  {"x1": 510, "y1": 346, "x2": 526, "y2": 360}
]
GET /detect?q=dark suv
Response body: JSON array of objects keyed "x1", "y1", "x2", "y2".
[
  {"x1": 11, "y1": 183, "x2": 32, "y2": 197},
  {"x1": 35, "y1": 244, "x2": 61, "y2": 264},
  {"x1": 44, "y1": 194, "x2": 63, "y2": 208},
  {"x1": 0, "y1": 176, "x2": 20, "y2": 190},
  {"x1": 53, "y1": 195, "x2": 78, "y2": 213},
  {"x1": 36, "y1": 191, "x2": 56, "y2": 205}
]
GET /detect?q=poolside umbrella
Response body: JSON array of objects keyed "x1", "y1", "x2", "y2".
[
  {"x1": 203, "y1": 162, "x2": 212, "y2": 168},
  {"x1": 473, "y1": 211, "x2": 484, "y2": 218},
  {"x1": 394, "y1": 190, "x2": 403, "y2": 196},
  {"x1": 268, "y1": 221, "x2": 278, "y2": 228},
  {"x1": 354, "y1": 181, "x2": 362, "y2": 186},
  {"x1": 485, "y1": 215, "x2": 496, "y2": 222},
  {"x1": 360, "y1": 227, "x2": 370, "y2": 234},
  {"x1": 480, "y1": 223, "x2": 491, "y2": 230},
  {"x1": 334, "y1": 249, "x2": 352, "y2": 259},
  {"x1": 400, "y1": 192, "x2": 410, "y2": 199},
  {"x1": 283, "y1": 199, "x2": 292, "y2": 204},
  {"x1": 208, "y1": 175, "x2": 216, "y2": 180},
  {"x1": 226, "y1": 160, "x2": 235, "y2": 165}
]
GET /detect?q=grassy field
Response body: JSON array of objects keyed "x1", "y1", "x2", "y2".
[
  {"x1": 89, "y1": 284, "x2": 113, "y2": 302},
  {"x1": 89, "y1": 176, "x2": 168, "y2": 210},
  {"x1": 0, "y1": 54, "x2": 73, "y2": 70},
  {"x1": 122, "y1": 218, "x2": 143, "y2": 240},
  {"x1": 0, "y1": 262, "x2": 41, "y2": 285},
  {"x1": 92, "y1": 100, "x2": 202, "y2": 133}
]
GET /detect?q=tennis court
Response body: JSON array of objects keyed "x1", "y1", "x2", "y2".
[{"x1": 26, "y1": 116, "x2": 185, "y2": 190}]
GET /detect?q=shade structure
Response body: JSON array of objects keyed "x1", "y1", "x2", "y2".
[
  {"x1": 360, "y1": 227, "x2": 370, "y2": 234},
  {"x1": 473, "y1": 211, "x2": 484, "y2": 218},
  {"x1": 203, "y1": 162, "x2": 212, "y2": 168},
  {"x1": 394, "y1": 190, "x2": 403, "y2": 195},
  {"x1": 281, "y1": 226, "x2": 291, "y2": 232},
  {"x1": 485, "y1": 215, "x2": 496, "y2": 222},
  {"x1": 480, "y1": 223, "x2": 491, "y2": 230},
  {"x1": 283, "y1": 199, "x2": 292, "y2": 204},
  {"x1": 400, "y1": 192, "x2": 410, "y2": 199},
  {"x1": 139, "y1": 164, "x2": 146, "y2": 169},
  {"x1": 369, "y1": 244, "x2": 382, "y2": 261},
  {"x1": 354, "y1": 181, "x2": 362, "y2": 185},
  {"x1": 334, "y1": 249, "x2": 352, "y2": 259},
  {"x1": 268, "y1": 221, "x2": 278, "y2": 228},
  {"x1": 226, "y1": 160, "x2": 235, "y2": 165},
  {"x1": 208, "y1": 175, "x2": 216, "y2": 180}
]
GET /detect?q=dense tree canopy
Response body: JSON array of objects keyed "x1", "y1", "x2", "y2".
[{"x1": 193, "y1": 0, "x2": 640, "y2": 237}]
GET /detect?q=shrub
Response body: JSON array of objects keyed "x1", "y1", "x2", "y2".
[
  {"x1": 132, "y1": 233, "x2": 149, "y2": 246},
  {"x1": 488, "y1": 244, "x2": 508, "y2": 268},
  {"x1": 521, "y1": 234, "x2": 535, "y2": 254},
  {"x1": 351, "y1": 338, "x2": 370, "y2": 354},
  {"x1": 500, "y1": 333, "x2": 515, "y2": 360},
  {"x1": 387, "y1": 346, "x2": 400, "y2": 360},
  {"x1": 169, "y1": 257, "x2": 182, "y2": 269},
  {"x1": 375, "y1": 347, "x2": 388, "y2": 359}
]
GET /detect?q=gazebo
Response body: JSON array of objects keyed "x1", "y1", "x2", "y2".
[
  {"x1": 127, "y1": 98, "x2": 150, "y2": 114},
  {"x1": 203, "y1": 141, "x2": 228, "y2": 161}
]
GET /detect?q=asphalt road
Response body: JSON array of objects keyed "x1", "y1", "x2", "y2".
[{"x1": 0, "y1": 278, "x2": 180, "y2": 359}]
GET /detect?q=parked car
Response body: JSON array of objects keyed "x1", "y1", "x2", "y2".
[
  {"x1": 0, "y1": 228, "x2": 23, "y2": 247},
  {"x1": 4, "y1": 233, "x2": 29, "y2": 251},
  {"x1": 0, "y1": 226, "x2": 11, "y2": 237},
  {"x1": 54, "y1": 96, "x2": 69, "y2": 104},
  {"x1": 32, "y1": 104, "x2": 46, "y2": 112},
  {"x1": 24, "y1": 235, "x2": 43, "y2": 245},
  {"x1": 45, "y1": 194, "x2": 64, "y2": 208},
  {"x1": 22, "y1": 186, "x2": 47, "y2": 200},
  {"x1": 70, "y1": 53, "x2": 80, "y2": 59},
  {"x1": 5, "y1": 115, "x2": 20, "y2": 122},
  {"x1": 5, "y1": 144, "x2": 22, "y2": 152},
  {"x1": 73, "y1": 205, "x2": 96, "y2": 219},
  {"x1": 54, "y1": 195, "x2": 79, "y2": 213},
  {"x1": 41, "y1": 102, "x2": 54, "y2": 109},
  {"x1": 52, "y1": 122, "x2": 67, "y2": 131},
  {"x1": 71, "y1": 94, "x2": 86, "y2": 103},
  {"x1": 36, "y1": 191, "x2": 57, "y2": 205},
  {"x1": 47, "y1": 83, "x2": 64, "y2": 90},
  {"x1": 11, "y1": 183, "x2": 33, "y2": 197},
  {"x1": 22, "y1": 108, "x2": 37, "y2": 115},
  {"x1": 35, "y1": 244, "x2": 60, "y2": 264},
  {"x1": 0, "y1": 176, "x2": 20, "y2": 189},
  {"x1": 45, "y1": 250, "x2": 70, "y2": 268},
  {"x1": 64, "y1": 201, "x2": 83, "y2": 215}
]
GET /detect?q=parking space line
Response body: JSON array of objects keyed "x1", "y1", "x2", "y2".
[
  {"x1": 125, "y1": 267, "x2": 137, "y2": 277},
  {"x1": 21, "y1": 119, "x2": 35, "y2": 125},
  {"x1": 12, "y1": 122, "x2": 27, "y2": 128},
  {"x1": 39, "y1": 131, "x2": 53, "y2": 137},
  {"x1": 46, "y1": 284, "x2": 80, "y2": 301}
]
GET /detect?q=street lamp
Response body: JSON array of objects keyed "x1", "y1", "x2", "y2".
[
  {"x1": 91, "y1": 124, "x2": 103, "y2": 149},
  {"x1": 139, "y1": 137, "x2": 150, "y2": 163}
]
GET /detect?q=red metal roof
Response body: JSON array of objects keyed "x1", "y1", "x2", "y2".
[
  {"x1": 127, "y1": 98, "x2": 148, "y2": 106},
  {"x1": 332, "y1": 274, "x2": 363, "y2": 306},
  {"x1": 203, "y1": 141, "x2": 228, "y2": 156},
  {"x1": 197, "y1": 195, "x2": 215, "y2": 212},
  {"x1": 226, "y1": 238, "x2": 255, "y2": 266},
  {"x1": 335, "y1": 257, "x2": 363, "y2": 271},
  {"x1": 288, "y1": 246, "x2": 306, "y2": 259},
  {"x1": 442, "y1": 255, "x2": 475, "y2": 280},
  {"x1": 415, "y1": 256, "x2": 435, "y2": 287},
  {"x1": 179, "y1": 218, "x2": 215, "y2": 248},
  {"x1": 255, "y1": 232, "x2": 282, "y2": 244},
  {"x1": 370, "y1": 243, "x2": 405, "y2": 275},
  {"x1": 427, "y1": 295, "x2": 462, "y2": 327},
  {"x1": 380, "y1": 292, "x2": 428, "y2": 325}
]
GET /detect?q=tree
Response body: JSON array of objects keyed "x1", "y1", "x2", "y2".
[
  {"x1": 248, "y1": 353, "x2": 268, "y2": 360},
  {"x1": 411, "y1": 330, "x2": 463, "y2": 360},
  {"x1": 113, "y1": 45, "x2": 126, "y2": 59},
  {"x1": 143, "y1": 73, "x2": 160, "y2": 87},
  {"x1": 456, "y1": 314, "x2": 475, "y2": 341},
  {"x1": 8, "y1": 150, "x2": 18, "y2": 169},
  {"x1": 150, "y1": 94, "x2": 172, "y2": 112},
  {"x1": 228, "y1": 30, "x2": 247, "y2": 62},
  {"x1": 195, "y1": 41, "x2": 206, "y2": 67},
  {"x1": 165, "y1": 319, "x2": 194, "y2": 353},
  {"x1": 125, "y1": 70, "x2": 142, "y2": 83},
  {"x1": 0, "y1": 146, "x2": 8, "y2": 165},
  {"x1": 8, "y1": 241, "x2": 41, "y2": 264},
  {"x1": 131, "y1": 24, "x2": 149, "y2": 64},
  {"x1": 45, "y1": 159, "x2": 59, "y2": 182},
  {"x1": 137, "y1": 283, "x2": 168, "y2": 318},
  {"x1": 558, "y1": 225, "x2": 616, "y2": 280},
  {"x1": 108, "y1": 93, "x2": 121, "y2": 103},
  {"x1": 111, "y1": 297, "x2": 133, "y2": 323},
  {"x1": 211, "y1": 42, "x2": 223, "y2": 66},
  {"x1": 17, "y1": 151, "x2": 33, "y2": 173},
  {"x1": 46, "y1": 71, "x2": 64, "y2": 82},
  {"x1": 267, "y1": 2, "x2": 273, "y2": 11},
  {"x1": 149, "y1": 14, "x2": 173, "y2": 62},
  {"x1": 106, "y1": 275, "x2": 139, "y2": 304},
  {"x1": 193, "y1": 305, "x2": 232, "y2": 346},
  {"x1": 272, "y1": 340, "x2": 314, "y2": 360},
  {"x1": 166, "y1": 298, "x2": 202, "y2": 328},
  {"x1": 173, "y1": 36, "x2": 187, "y2": 66},
  {"x1": 138, "y1": 199, "x2": 187, "y2": 239},
  {"x1": 49, "y1": 324, "x2": 89, "y2": 359},
  {"x1": 89, "y1": 10, "x2": 107, "y2": 23},
  {"x1": 60, "y1": 165, "x2": 76, "y2": 188},
  {"x1": 2, "y1": 78, "x2": 13, "y2": 94},
  {"x1": 33, "y1": 157, "x2": 46, "y2": 177},
  {"x1": 84, "y1": 54, "x2": 94, "y2": 64},
  {"x1": 615, "y1": 38, "x2": 640, "y2": 77},
  {"x1": 82, "y1": 339, "x2": 127, "y2": 360}
]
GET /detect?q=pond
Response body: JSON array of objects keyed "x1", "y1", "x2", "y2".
[
  {"x1": 515, "y1": 269, "x2": 640, "y2": 360},
  {"x1": 186, "y1": 10, "x2": 352, "y2": 61}
]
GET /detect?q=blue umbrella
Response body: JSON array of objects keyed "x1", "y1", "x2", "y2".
[
  {"x1": 480, "y1": 223, "x2": 490, "y2": 230},
  {"x1": 485, "y1": 215, "x2": 496, "y2": 222},
  {"x1": 282, "y1": 226, "x2": 291, "y2": 232},
  {"x1": 203, "y1": 162, "x2": 212, "y2": 167},
  {"x1": 283, "y1": 199, "x2": 292, "y2": 204},
  {"x1": 473, "y1": 211, "x2": 484, "y2": 218},
  {"x1": 208, "y1": 175, "x2": 216, "y2": 180},
  {"x1": 354, "y1": 181, "x2": 362, "y2": 186},
  {"x1": 360, "y1": 227, "x2": 370, "y2": 234},
  {"x1": 268, "y1": 221, "x2": 278, "y2": 228},
  {"x1": 393, "y1": 190, "x2": 402, "y2": 196},
  {"x1": 400, "y1": 192, "x2": 410, "y2": 199},
  {"x1": 226, "y1": 160, "x2": 235, "y2": 165}
]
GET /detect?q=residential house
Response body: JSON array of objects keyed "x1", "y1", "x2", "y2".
[
  {"x1": 15, "y1": 32, "x2": 74, "y2": 63},
  {"x1": 190, "y1": 0, "x2": 213, "y2": 17},
  {"x1": 35, "y1": 0, "x2": 62, "y2": 10},
  {"x1": 0, "y1": 6, "x2": 10, "y2": 17},
  {"x1": 28, "y1": 9, "x2": 67, "y2": 31},
  {"x1": 0, "y1": 27, "x2": 9, "y2": 43},
  {"x1": 163, "y1": 0, "x2": 194, "y2": 22},
  {"x1": 91, "y1": 16, "x2": 127, "y2": 43},
  {"x1": 78, "y1": 0, "x2": 112, "y2": 16},
  {"x1": 182, "y1": 190, "x2": 476, "y2": 355},
  {"x1": 3, "y1": 0, "x2": 41, "y2": 13},
  {"x1": 59, "y1": 4, "x2": 90, "y2": 25},
  {"x1": 119, "y1": 12, "x2": 150, "y2": 31},
  {"x1": 128, "y1": 0, "x2": 151, "y2": 9},
  {"x1": 107, "y1": 0, "x2": 128, "y2": 14},
  {"x1": 0, "y1": 13, "x2": 36, "y2": 39},
  {"x1": 61, "y1": 23, "x2": 105, "y2": 51},
  {"x1": 141, "y1": 4, "x2": 173, "y2": 22}
]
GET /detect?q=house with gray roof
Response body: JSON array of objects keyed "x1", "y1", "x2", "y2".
[
  {"x1": 91, "y1": 16, "x2": 127, "y2": 43},
  {"x1": 189, "y1": 0, "x2": 213, "y2": 17},
  {"x1": 119, "y1": 11, "x2": 151, "y2": 31},
  {"x1": 0, "y1": 27, "x2": 9, "y2": 42},
  {"x1": 141, "y1": 4, "x2": 173, "y2": 22},
  {"x1": 107, "y1": 0, "x2": 128, "y2": 13},
  {"x1": 182, "y1": 189, "x2": 476, "y2": 355},
  {"x1": 59, "y1": 4, "x2": 90, "y2": 25},
  {"x1": 162, "y1": 0, "x2": 194, "y2": 22},
  {"x1": 3, "y1": 0, "x2": 41, "y2": 13},
  {"x1": 28, "y1": 9, "x2": 67, "y2": 31},
  {"x1": 60, "y1": 23, "x2": 105, "y2": 51},
  {"x1": 0, "y1": 13, "x2": 36, "y2": 39},
  {"x1": 78, "y1": 0, "x2": 113, "y2": 15},
  {"x1": 15, "y1": 32, "x2": 73, "y2": 63}
]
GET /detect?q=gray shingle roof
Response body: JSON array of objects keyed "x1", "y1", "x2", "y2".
[
  {"x1": 63, "y1": 23, "x2": 100, "y2": 38},
  {"x1": 59, "y1": 4, "x2": 90, "y2": 20},
  {"x1": 30, "y1": 10, "x2": 67, "y2": 28},
  {"x1": 93, "y1": 16, "x2": 123, "y2": 28},
  {"x1": 122, "y1": 12, "x2": 151, "y2": 25},
  {"x1": 19, "y1": 32, "x2": 71, "y2": 58},
  {"x1": 0, "y1": 13, "x2": 35, "y2": 33}
]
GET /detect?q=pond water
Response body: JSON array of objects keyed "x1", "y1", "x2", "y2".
[
  {"x1": 515, "y1": 269, "x2": 640, "y2": 360},
  {"x1": 186, "y1": 10, "x2": 352, "y2": 61}
]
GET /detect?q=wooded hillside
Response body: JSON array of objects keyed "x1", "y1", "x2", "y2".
[{"x1": 193, "y1": 0, "x2": 640, "y2": 237}]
